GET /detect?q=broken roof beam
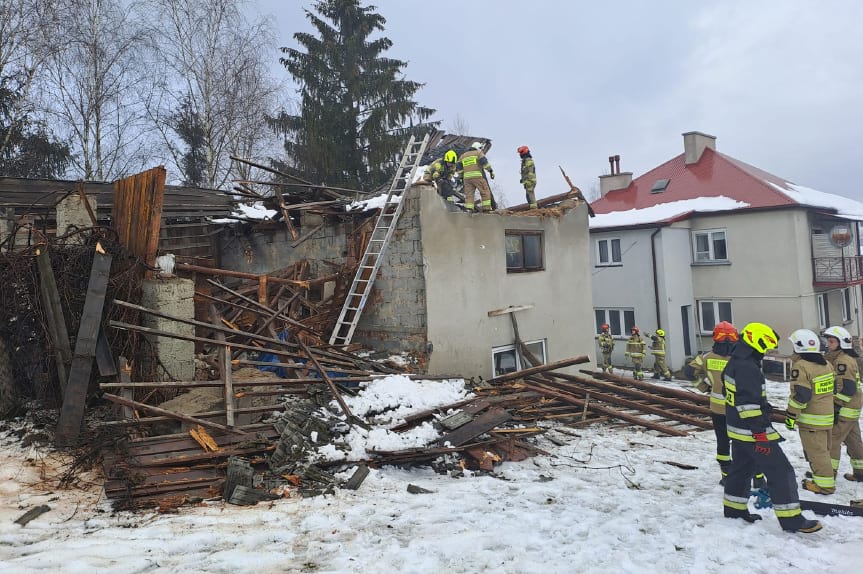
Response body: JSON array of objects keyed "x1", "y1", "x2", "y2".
[
  {"x1": 486, "y1": 355, "x2": 591, "y2": 385},
  {"x1": 102, "y1": 393, "x2": 250, "y2": 436}
]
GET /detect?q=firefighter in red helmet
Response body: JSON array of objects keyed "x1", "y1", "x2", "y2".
[
  {"x1": 597, "y1": 323, "x2": 614, "y2": 374},
  {"x1": 518, "y1": 145, "x2": 537, "y2": 209},
  {"x1": 625, "y1": 326, "x2": 646, "y2": 380}
]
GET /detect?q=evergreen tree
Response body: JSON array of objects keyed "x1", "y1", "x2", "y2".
[
  {"x1": 271, "y1": 0, "x2": 437, "y2": 190},
  {"x1": 170, "y1": 96, "x2": 208, "y2": 187},
  {"x1": 0, "y1": 84, "x2": 71, "y2": 178}
]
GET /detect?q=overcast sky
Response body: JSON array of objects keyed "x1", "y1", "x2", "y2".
[{"x1": 249, "y1": 0, "x2": 863, "y2": 207}]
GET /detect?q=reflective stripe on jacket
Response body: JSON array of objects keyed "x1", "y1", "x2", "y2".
[{"x1": 457, "y1": 150, "x2": 492, "y2": 180}]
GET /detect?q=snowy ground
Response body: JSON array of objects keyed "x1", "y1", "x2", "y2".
[{"x1": 1, "y1": 376, "x2": 862, "y2": 573}]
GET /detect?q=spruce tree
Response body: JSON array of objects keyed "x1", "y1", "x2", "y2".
[
  {"x1": 171, "y1": 96, "x2": 208, "y2": 187},
  {"x1": 0, "y1": 85, "x2": 71, "y2": 178},
  {"x1": 272, "y1": 0, "x2": 437, "y2": 190}
]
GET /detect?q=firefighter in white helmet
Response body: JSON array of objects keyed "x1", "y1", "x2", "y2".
[{"x1": 822, "y1": 325, "x2": 863, "y2": 481}]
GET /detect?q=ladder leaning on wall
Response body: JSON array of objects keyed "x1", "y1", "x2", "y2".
[{"x1": 328, "y1": 133, "x2": 431, "y2": 346}]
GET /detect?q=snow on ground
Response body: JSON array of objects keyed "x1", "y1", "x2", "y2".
[{"x1": 2, "y1": 376, "x2": 862, "y2": 573}]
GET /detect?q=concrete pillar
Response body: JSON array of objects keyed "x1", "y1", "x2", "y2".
[
  {"x1": 141, "y1": 278, "x2": 196, "y2": 381},
  {"x1": 0, "y1": 208, "x2": 12, "y2": 245},
  {"x1": 56, "y1": 194, "x2": 96, "y2": 241}
]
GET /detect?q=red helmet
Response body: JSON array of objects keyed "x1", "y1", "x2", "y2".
[
  {"x1": 517, "y1": 145, "x2": 530, "y2": 155},
  {"x1": 631, "y1": 326, "x2": 639, "y2": 335},
  {"x1": 601, "y1": 323, "x2": 609, "y2": 331},
  {"x1": 713, "y1": 321, "x2": 739, "y2": 342}
]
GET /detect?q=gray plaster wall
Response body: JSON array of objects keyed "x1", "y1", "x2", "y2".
[
  {"x1": 141, "y1": 278, "x2": 196, "y2": 381},
  {"x1": 419, "y1": 190, "x2": 595, "y2": 378},
  {"x1": 655, "y1": 225, "x2": 696, "y2": 370},
  {"x1": 56, "y1": 194, "x2": 96, "y2": 241}
]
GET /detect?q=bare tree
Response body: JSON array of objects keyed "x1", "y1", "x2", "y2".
[
  {"x1": 142, "y1": 0, "x2": 281, "y2": 189},
  {"x1": 447, "y1": 114, "x2": 471, "y2": 137},
  {"x1": 39, "y1": 0, "x2": 151, "y2": 180}
]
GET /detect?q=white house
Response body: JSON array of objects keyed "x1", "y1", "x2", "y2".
[{"x1": 589, "y1": 131, "x2": 863, "y2": 373}]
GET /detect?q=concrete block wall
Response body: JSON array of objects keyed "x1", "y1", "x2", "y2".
[
  {"x1": 140, "y1": 278, "x2": 196, "y2": 381},
  {"x1": 56, "y1": 194, "x2": 96, "y2": 241}
]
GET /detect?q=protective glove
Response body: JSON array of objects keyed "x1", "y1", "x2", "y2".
[
  {"x1": 753, "y1": 431, "x2": 770, "y2": 442},
  {"x1": 488, "y1": 170, "x2": 495, "y2": 180},
  {"x1": 785, "y1": 416, "x2": 796, "y2": 431}
]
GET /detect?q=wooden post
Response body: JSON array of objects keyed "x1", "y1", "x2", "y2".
[
  {"x1": 209, "y1": 304, "x2": 235, "y2": 427},
  {"x1": 35, "y1": 247, "x2": 72, "y2": 392}
]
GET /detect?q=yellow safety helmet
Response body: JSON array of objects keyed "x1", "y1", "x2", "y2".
[
  {"x1": 740, "y1": 322, "x2": 779, "y2": 353},
  {"x1": 443, "y1": 150, "x2": 457, "y2": 163},
  {"x1": 655, "y1": 329, "x2": 665, "y2": 337}
]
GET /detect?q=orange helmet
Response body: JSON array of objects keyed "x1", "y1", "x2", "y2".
[
  {"x1": 517, "y1": 146, "x2": 530, "y2": 155},
  {"x1": 713, "y1": 321, "x2": 739, "y2": 343},
  {"x1": 631, "y1": 326, "x2": 639, "y2": 335},
  {"x1": 601, "y1": 323, "x2": 609, "y2": 331}
]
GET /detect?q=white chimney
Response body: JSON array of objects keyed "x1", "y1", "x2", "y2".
[{"x1": 683, "y1": 131, "x2": 716, "y2": 165}]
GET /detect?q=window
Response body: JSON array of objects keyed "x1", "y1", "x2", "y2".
[
  {"x1": 693, "y1": 229, "x2": 728, "y2": 262},
  {"x1": 505, "y1": 231, "x2": 544, "y2": 272},
  {"x1": 595, "y1": 308, "x2": 636, "y2": 337},
  {"x1": 817, "y1": 293, "x2": 829, "y2": 329},
  {"x1": 698, "y1": 300, "x2": 732, "y2": 333},
  {"x1": 842, "y1": 288, "x2": 852, "y2": 322},
  {"x1": 596, "y1": 238, "x2": 622, "y2": 266},
  {"x1": 651, "y1": 179, "x2": 670, "y2": 193},
  {"x1": 492, "y1": 340, "x2": 547, "y2": 377}
]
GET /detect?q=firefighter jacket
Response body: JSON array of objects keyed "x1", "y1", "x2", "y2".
[
  {"x1": 825, "y1": 349, "x2": 862, "y2": 421},
  {"x1": 598, "y1": 332, "x2": 614, "y2": 353},
  {"x1": 689, "y1": 349, "x2": 730, "y2": 415},
  {"x1": 457, "y1": 150, "x2": 493, "y2": 181},
  {"x1": 520, "y1": 155, "x2": 536, "y2": 187},
  {"x1": 625, "y1": 335, "x2": 645, "y2": 358},
  {"x1": 787, "y1": 354, "x2": 835, "y2": 430},
  {"x1": 649, "y1": 335, "x2": 667, "y2": 356},
  {"x1": 722, "y1": 342, "x2": 782, "y2": 442},
  {"x1": 422, "y1": 158, "x2": 455, "y2": 183}
]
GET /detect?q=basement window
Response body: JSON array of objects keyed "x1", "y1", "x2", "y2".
[
  {"x1": 492, "y1": 339, "x2": 547, "y2": 377},
  {"x1": 505, "y1": 230, "x2": 544, "y2": 272},
  {"x1": 651, "y1": 179, "x2": 670, "y2": 193}
]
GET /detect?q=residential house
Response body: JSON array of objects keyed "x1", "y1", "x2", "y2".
[
  {"x1": 589, "y1": 131, "x2": 863, "y2": 373},
  {"x1": 218, "y1": 187, "x2": 596, "y2": 379}
]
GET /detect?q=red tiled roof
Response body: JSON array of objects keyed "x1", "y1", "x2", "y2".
[{"x1": 591, "y1": 147, "x2": 798, "y2": 215}]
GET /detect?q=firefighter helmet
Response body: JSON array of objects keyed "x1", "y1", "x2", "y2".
[
  {"x1": 443, "y1": 150, "x2": 457, "y2": 163},
  {"x1": 789, "y1": 328, "x2": 820, "y2": 353},
  {"x1": 471, "y1": 141, "x2": 483, "y2": 150},
  {"x1": 631, "y1": 326, "x2": 640, "y2": 335},
  {"x1": 601, "y1": 323, "x2": 609, "y2": 332},
  {"x1": 655, "y1": 329, "x2": 665, "y2": 337},
  {"x1": 823, "y1": 325, "x2": 853, "y2": 350},
  {"x1": 713, "y1": 321, "x2": 739, "y2": 343},
  {"x1": 517, "y1": 145, "x2": 530, "y2": 155},
  {"x1": 740, "y1": 322, "x2": 779, "y2": 353}
]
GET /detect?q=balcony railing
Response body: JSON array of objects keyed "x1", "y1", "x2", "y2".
[{"x1": 813, "y1": 255, "x2": 863, "y2": 286}]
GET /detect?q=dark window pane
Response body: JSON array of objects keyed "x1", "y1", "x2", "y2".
[
  {"x1": 701, "y1": 302, "x2": 716, "y2": 331},
  {"x1": 494, "y1": 349, "x2": 518, "y2": 376},
  {"x1": 523, "y1": 235, "x2": 542, "y2": 268},
  {"x1": 718, "y1": 301, "x2": 732, "y2": 322},
  {"x1": 598, "y1": 240, "x2": 609, "y2": 263},
  {"x1": 611, "y1": 239, "x2": 621, "y2": 263},
  {"x1": 609, "y1": 310, "x2": 621, "y2": 336},
  {"x1": 624, "y1": 310, "x2": 635, "y2": 333},
  {"x1": 713, "y1": 232, "x2": 727, "y2": 260},
  {"x1": 505, "y1": 235, "x2": 523, "y2": 269},
  {"x1": 595, "y1": 310, "x2": 605, "y2": 333},
  {"x1": 525, "y1": 341, "x2": 546, "y2": 364}
]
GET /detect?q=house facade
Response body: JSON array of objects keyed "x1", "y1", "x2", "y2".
[
  {"x1": 219, "y1": 187, "x2": 596, "y2": 379},
  {"x1": 589, "y1": 132, "x2": 863, "y2": 373}
]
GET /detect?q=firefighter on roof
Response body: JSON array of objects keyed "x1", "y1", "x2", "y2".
[
  {"x1": 457, "y1": 142, "x2": 495, "y2": 213},
  {"x1": 518, "y1": 145, "x2": 537, "y2": 209},
  {"x1": 722, "y1": 322, "x2": 821, "y2": 533},
  {"x1": 786, "y1": 328, "x2": 836, "y2": 495},
  {"x1": 597, "y1": 323, "x2": 614, "y2": 374},
  {"x1": 422, "y1": 149, "x2": 458, "y2": 202},
  {"x1": 649, "y1": 329, "x2": 672, "y2": 381},
  {"x1": 625, "y1": 326, "x2": 646, "y2": 380},
  {"x1": 822, "y1": 325, "x2": 863, "y2": 482}
]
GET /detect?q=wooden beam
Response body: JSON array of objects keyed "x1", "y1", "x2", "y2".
[
  {"x1": 487, "y1": 355, "x2": 590, "y2": 385},
  {"x1": 209, "y1": 305, "x2": 235, "y2": 427},
  {"x1": 487, "y1": 304, "x2": 534, "y2": 317},
  {"x1": 101, "y1": 393, "x2": 249, "y2": 435},
  {"x1": 35, "y1": 246, "x2": 72, "y2": 392}
]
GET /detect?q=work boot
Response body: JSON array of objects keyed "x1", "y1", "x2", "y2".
[
  {"x1": 804, "y1": 471, "x2": 813, "y2": 479},
  {"x1": 652, "y1": 373, "x2": 660, "y2": 380},
  {"x1": 801, "y1": 479, "x2": 835, "y2": 495},
  {"x1": 663, "y1": 375, "x2": 672, "y2": 381},
  {"x1": 785, "y1": 519, "x2": 823, "y2": 534},
  {"x1": 724, "y1": 509, "x2": 762, "y2": 523},
  {"x1": 844, "y1": 472, "x2": 863, "y2": 482}
]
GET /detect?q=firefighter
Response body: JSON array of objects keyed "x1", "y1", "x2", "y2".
[
  {"x1": 517, "y1": 145, "x2": 537, "y2": 209},
  {"x1": 597, "y1": 323, "x2": 614, "y2": 373},
  {"x1": 689, "y1": 321, "x2": 739, "y2": 484},
  {"x1": 422, "y1": 149, "x2": 458, "y2": 202},
  {"x1": 649, "y1": 329, "x2": 672, "y2": 381},
  {"x1": 822, "y1": 325, "x2": 863, "y2": 481},
  {"x1": 457, "y1": 142, "x2": 495, "y2": 213},
  {"x1": 722, "y1": 322, "x2": 821, "y2": 533},
  {"x1": 625, "y1": 326, "x2": 646, "y2": 380},
  {"x1": 786, "y1": 328, "x2": 836, "y2": 495}
]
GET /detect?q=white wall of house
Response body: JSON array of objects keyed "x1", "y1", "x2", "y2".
[
  {"x1": 655, "y1": 225, "x2": 696, "y2": 369},
  {"x1": 419, "y1": 192, "x2": 595, "y2": 378}
]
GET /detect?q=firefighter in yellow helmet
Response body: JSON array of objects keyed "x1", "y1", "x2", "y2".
[
  {"x1": 823, "y1": 325, "x2": 863, "y2": 481},
  {"x1": 625, "y1": 326, "x2": 646, "y2": 380},
  {"x1": 786, "y1": 328, "x2": 836, "y2": 494},
  {"x1": 457, "y1": 142, "x2": 495, "y2": 212},
  {"x1": 722, "y1": 322, "x2": 821, "y2": 533},
  {"x1": 649, "y1": 328, "x2": 672, "y2": 381},
  {"x1": 422, "y1": 150, "x2": 458, "y2": 202}
]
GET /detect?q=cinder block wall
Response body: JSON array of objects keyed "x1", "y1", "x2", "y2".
[{"x1": 140, "y1": 278, "x2": 196, "y2": 381}]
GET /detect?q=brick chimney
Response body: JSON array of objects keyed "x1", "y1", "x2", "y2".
[
  {"x1": 683, "y1": 131, "x2": 716, "y2": 165},
  {"x1": 598, "y1": 154, "x2": 632, "y2": 197}
]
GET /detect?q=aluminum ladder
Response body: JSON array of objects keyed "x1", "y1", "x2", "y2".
[{"x1": 329, "y1": 133, "x2": 430, "y2": 346}]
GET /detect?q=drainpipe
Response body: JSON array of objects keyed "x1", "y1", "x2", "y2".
[{"x1": 650, "y1": 227, "x2": 662, "y2": 330}]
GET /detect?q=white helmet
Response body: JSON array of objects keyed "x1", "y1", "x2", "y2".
[
  {"x1": 789, "y1": 328, "x2": 820, "y2": 353},
  {"x1": 823, "y1": 325, "x2": 853, "y2": 350},
  {"x1": 471, "y1": 141, "x2": 483, "y2": 150}
]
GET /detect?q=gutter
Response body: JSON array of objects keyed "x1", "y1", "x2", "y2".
[{"x1": 650, "y1": 227, "x2": 662, "y2": 329}]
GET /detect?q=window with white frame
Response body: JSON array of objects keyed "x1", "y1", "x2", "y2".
[
  {"x1": 817, "y1": 293, "x2": 829, "y2": 329},
  {"x1": 842, "y1": 288, "x2": 852, "y2": 322},
  {"x1": 595, "y1": 308, "x2": 636, "y2": 337},
  {"x1": 492, "y1": 340, "x2": 547, "y2": 377},
  {"x1": 698, "y1": 300, "x2": 733, "y2": 333},
  {"x1": 596, "y1": 238, "x2": 622, "y2": 266},
  {"x1": 693, "y1": 229, "x2": 728, "y2": 262}
]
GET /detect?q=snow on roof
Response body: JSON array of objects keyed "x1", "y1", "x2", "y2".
[
  {"x1": 211, "y1": 201, "x2": 277, "y2": 223},
  {"x1": 589, "y1": 196, "x2": 750, "y2": 229},
  {"x1": 346, "y1": 192, "x2": 401, "y2": 212},
  {"x1": 769, "y1": 181, "x2": 863, "y2": 220}
]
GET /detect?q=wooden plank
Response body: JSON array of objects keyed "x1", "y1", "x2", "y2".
[
  {"x1": 437, "y1": 408, "x2": 511, "y2": 447},
  {"x1": 55, "y1": 246, "x2": 112, "y2": 447},
  {"x1": 95, "y1": 329, "x2": 117, "y2": 377},
  {"x1": 487, "y1": 355, "x2": 590, "y2": 385},
  {"x1": 101, "y1": 393, "x2": 249, "y2": 436},
  {"x1": 290, "y1": 222, "x2": 325, "y2": 248},
  {"x1": 487, "y1": 304, "x2": 534, "y2": 317},
  {"x1": 35, "y1": 246, "x2": 72, "y2": 392},
  {"x1": 209, "y1": 305, "x2": 235, "y2": 427}
]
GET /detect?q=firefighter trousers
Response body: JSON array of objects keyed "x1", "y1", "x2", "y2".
[
  {"x1": 800, "y1": 427, "x2": 834, "y2": 490},
  {"x1": 711, "y1": 414, "x2": 731, "y2": 471},
  {"x1": 464, "y1": 178, "x2": 492, "y2": 211},
  {"x1": 830, "y1": 417, "x2": 863, "y2": 473},
  {"x1": 600, "y1": 351, "x2": 613, "y2": 372},
  {"x1": 652, "y1": 355, "x2": 671, "y2": 378},
  {"x1": 723, "y1": 440, "x2": 805, "y2": 531},
  {"x1": 524, "y1": 183, "x2": 536, "y2": 206}
]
